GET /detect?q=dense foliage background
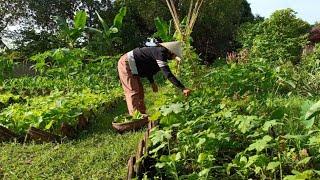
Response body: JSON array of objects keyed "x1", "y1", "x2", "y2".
[
  {"x1": 1, "y1": 0, "x2": 320, "y2": 179},
  {"x1": 1, "y1": 0, "x2": 254, "y2": 60}
]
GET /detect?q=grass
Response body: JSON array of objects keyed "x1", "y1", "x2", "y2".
[
  {"x1": 0, "y1": 80, "x2": 172, "y2": 179},
  {"x1": 0, "y1": 100, "x2": 143, "y2": 179}
]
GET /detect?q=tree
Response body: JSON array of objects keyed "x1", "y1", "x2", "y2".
[
  {"x1": 3, "y1": 0, "x2": 116, "y2": 54},
  {"x1": 191, "y1": 0, "x2": 254, "y2": 60},
  {"x1": 0, "y1": 0, "x2": 28, "y2": 49},
  {"x1": 113, "y1": 0, "x2": 171, "y2": 51},
  {"x1": 115, "y1": 0, "x2": 253, "y2": 60}
]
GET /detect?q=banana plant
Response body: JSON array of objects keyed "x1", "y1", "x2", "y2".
[
  {"x1": 154, "y1": 17, "x2": 175, "y2": 42},
  {"x1": 54, "y1": 10, "x2": 87, "y2": 49},
  {"x1": 86, "y1": 7, "x2": 127, "y2": 47}
]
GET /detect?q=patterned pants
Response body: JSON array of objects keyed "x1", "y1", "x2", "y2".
[{"x1": 117, "y1": 54, "x2": 146, "y2": 115}]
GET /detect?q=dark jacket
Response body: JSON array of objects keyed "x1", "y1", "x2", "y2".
[{"x1": 132, "y1": 46, "x2": 185, "y2": 90}]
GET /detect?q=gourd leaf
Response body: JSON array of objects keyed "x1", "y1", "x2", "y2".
[
  {"x1": 305, "y1": 100, "x2": 320, "y2": 120},
  {"x1": 267, "y1": 161, "x2": 280, "y2": 172},
  {"x1": 247, "y1": 135, "x2": 272, "y2": 152}
]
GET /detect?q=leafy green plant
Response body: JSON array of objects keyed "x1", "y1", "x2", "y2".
[
  {"x1": 0, "y1": 88, "x2": 122, "y2": 134},
  {"x1": 113, "y1": 110, "x2": 144, "y2": 123},
  {"x1": 237, "y1": 8, "x2": 310, "y2": 64},
  {"x1": 55, "y1": 10, "x2": 88, "y2": 48},
  {"x1": 154, "y1": 17, "x2": 174, "y2": 42},
  {"x1": 86, "y1": 7, "x2": 126, "y2": 49},
  {"x1": 144, "y1": 46, "x2": 320, "y2": 179}
]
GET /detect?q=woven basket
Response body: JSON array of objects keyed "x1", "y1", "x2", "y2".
[{"x1": 112, "y1": 117, "x2": 149, "y2": 133}]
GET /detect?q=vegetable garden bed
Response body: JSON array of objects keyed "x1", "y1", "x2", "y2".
[{"x1": 0, "y1": 88, "x2": 124, "y2": 143}]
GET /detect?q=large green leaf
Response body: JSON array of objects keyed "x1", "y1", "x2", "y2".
[
  {"x1": 247, "y1": 135, "x2": 273, "y2": 152},
  {"x1": 267, "y1": 161, "x2": 280, "y2": 172},
  {"x1": 85, "y1": 27, "x2": 103, "y2": 34},
  {"x1": 155, "y1": 17, "x2": 169, "y2": 41},
  {"x1": 74, "y1": 10, "x2": 87, "y2": 29},
  {"x1": 160, "y1": 103, "x2": 184, "y2": 116},
  {"x1": 95, "y1": 11, "x2": 109, "y2": 33},
  {"x1": 305, "y1": 100, "x2": 320, "y2": 120},
  {"x1": 113, "y1": 7, "x2": 127, "y2": 29}
]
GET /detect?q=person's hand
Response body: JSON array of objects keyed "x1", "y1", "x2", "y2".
[
  {"x1": 151, "y1": 83, "x2": 158, "y2": 93},
  {"x1": 183, "y1": 88, "x2": 191, "y2": 97}
]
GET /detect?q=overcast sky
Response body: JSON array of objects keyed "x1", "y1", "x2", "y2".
[{"x1": 247, "y1": 0, "x2": 320, "y2": 24}]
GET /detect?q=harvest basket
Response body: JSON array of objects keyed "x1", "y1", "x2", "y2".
[{"x1": 112, "y1": 117, "x2": 149, "y2": 133}]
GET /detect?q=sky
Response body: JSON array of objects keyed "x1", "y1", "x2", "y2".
[{"x1": 247, "y1": 0, "x2": 320, "y2": 24}]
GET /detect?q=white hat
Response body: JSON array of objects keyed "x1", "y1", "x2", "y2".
[{"x1": 160, "y1": 41, "x2": 183, "y2": 58}]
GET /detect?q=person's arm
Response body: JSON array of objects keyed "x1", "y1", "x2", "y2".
[{"x1": 160, "y1": 65, "x2": 185, "y2": 90}]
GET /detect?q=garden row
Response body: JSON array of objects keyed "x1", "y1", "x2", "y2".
[
  {"x1": 0, "y1": 87, "x2": 122, "y2": 137},
  {"x1": 133, "y1": 54, "x2": 320, "y2": 179},
  {"x1": 0, "y1": 49, "x2": 123, "y2": 143},
  {"x1": 132, "y1": 11, "x2": 320, "y2": 179}
]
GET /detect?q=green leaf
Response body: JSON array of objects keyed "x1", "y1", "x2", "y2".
[
  {"x1": 113, "y1": 7, "x2": 127, "y2": 29},
  {"x1": 160, "y1": 103, "x2": 184, "y2": 116},
  {"x1": 233, "y1": 115, "x2": 258, "y2": 133},
  {"x1": 198, "y1": 168, "x2": 210, "y2": 177},
  {"x1": 150, "y1": 143, "x2": 167, "y2": 154},
  {"x1": 155, "y1": 17, "x2": 171, "y2": 41},
  {"x1": 95, "y1": 11, "x2": 109, "y2": 33},
  {"x1": 262, "y1": 120, "x2": 283, "y2": 131},
  {"x1": 247, "y1": 135, "x2": 273, "y2": 152},
  {"x1": 196, "y1": 138, "x2": 206, "y2": 148},
  {"x1": 302, "y1": 118, "x2": 315, "y2": 129},
  {"x1": 155, "y1": 162, "x2": 166, "y2": 169},
  {"x1": 305, "y1": 100, "x2": 320, "y2": 120},
  {"x1": 54, "y1": 16, "x2": 69, "y2": 32},
  {"x1": 245, "y1": 155, "x2": 260, "y2": 168},
  {"x1": 74, "y1": 10, "x2": 87, "y2": 29},
  {"x1": 267, "y1": 161, "x2": 280, "y2": 172},
  {"x1": 197, "y1": 153, "x2": 208, "y2": 163},
  {"x1": 85, "y1": 27, "x2": 103, "y2": 34},
  {"x1": 150, "y1": 129, "x2": 172, "y2": 145},
  {"x1": 284, "y1": 79, "x2": 296, "y2": 89},
  {"x1": 297, "y1": 157, "x2": 311, "y2": 165},
  {"x1": 309, "y1": 135, "x2": 320, "y2": 146},
  {"x1": 284, "y1": 170, "x2": 314, "y2": 180},
  {"x1": 45, "y1": 120, "x2": 54, "y2": 130},
  {"x1": 255, "y1": 166, "x2": 262, "y2": 174},
  {"x1": 173, "y1": 152, "x2": 181, "y2": 161},
  {"x1": 149, "y1": 111, "x2": 161, "y2": 121},
  {"x1": 240, "y1": 156, "x2": 247, "y2": 163}
]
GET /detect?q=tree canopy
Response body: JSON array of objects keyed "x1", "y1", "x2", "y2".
[{"x1": 1, "y1": 0, "x2": 254, "y2": 59}]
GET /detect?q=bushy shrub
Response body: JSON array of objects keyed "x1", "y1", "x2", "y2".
[
  {"x1": 237, "y1": 20, "x2": 263, "y2": 49},
  {"x1": 302, "y1": 43, "x2": 320, "y2": 71},
  {"x1": 296, "y1": 43, "x2": 320, "y2": 95},
  {"x1": 115, "y1": 0, "x2": 253, "y2": 60},
  {"x1": 237, "y1": 9, "x2": 310, "y2": 63}
]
